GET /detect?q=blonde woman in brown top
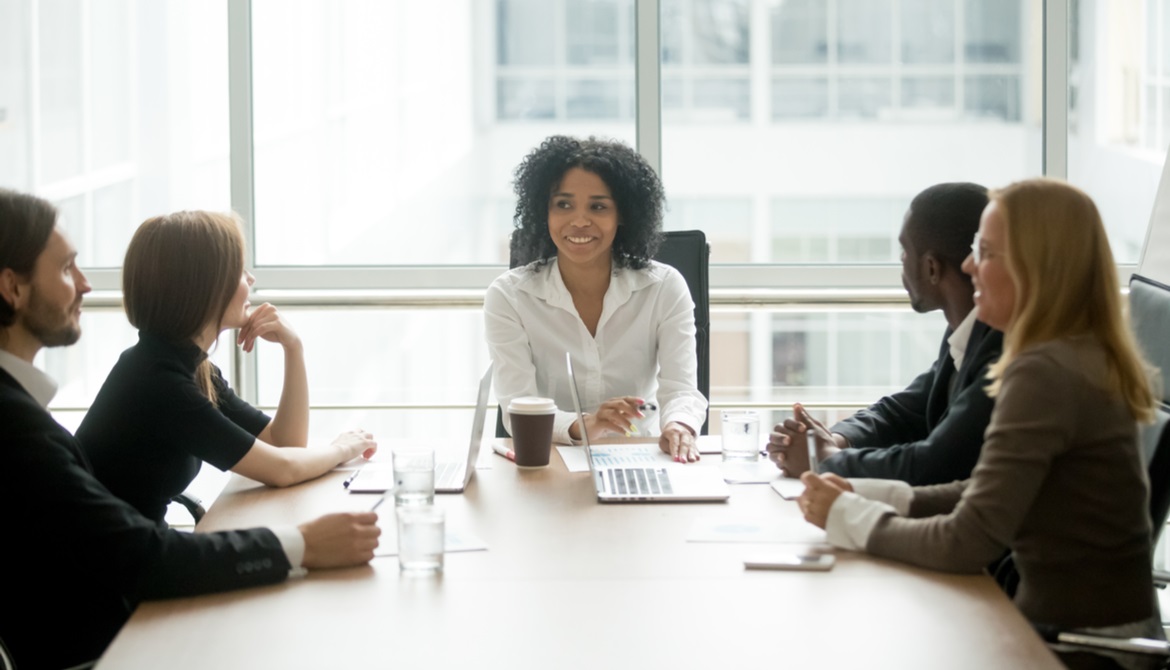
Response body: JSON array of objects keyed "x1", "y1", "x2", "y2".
[{"x1": 798, "y1": 178, "x2": 1160, "y2": 669}]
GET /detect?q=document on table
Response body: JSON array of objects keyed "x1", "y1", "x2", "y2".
[
  {"x1": 770, "y1": 477, "x2": 806, "y2": 500},
  {"x1": 374, "y1": 517, "x2": 489, "y2": 557},
  {"x1": 686, "y1": 514, "x2": 827, "y2": 545},
  {"x1": 556, "y1": 444, "x2": 674, "y2": 473}
]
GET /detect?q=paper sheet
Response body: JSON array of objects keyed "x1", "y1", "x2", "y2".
[
  {"x1": 374, "y1": 517, "x2": 489, "y2": 557},
  {"x1": 770, "y1": 477, "x2": 806, "y2": 500},
  {"x1": 555, "y1": 444, "x2": 675, "y2": 473}
]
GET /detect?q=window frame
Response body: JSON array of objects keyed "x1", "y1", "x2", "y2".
[{"x1": 71, "y1": 0, "x2": 1136, "y2": 408}]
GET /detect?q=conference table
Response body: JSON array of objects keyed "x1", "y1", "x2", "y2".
[{"x1": 97, "y1": 436, "x2": 1061, "y2": 669}]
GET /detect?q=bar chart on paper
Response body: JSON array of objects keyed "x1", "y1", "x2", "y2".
[{"x1": 556, "y1": 445, "x2": 673, "y2": 473}]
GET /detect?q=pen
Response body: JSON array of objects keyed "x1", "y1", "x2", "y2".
[
  {"x1": 342, "y1": 467, "x2": 363, "y2": 489},
  {"x1": 370, "y1": 489, "x2": 392, "y2": 511},
  {"x1": 491, "y1": 443, "x2": 516, "y2": 462},
  {"x1": 798, "y1": 406, "x2": 833, "y2": 475}
]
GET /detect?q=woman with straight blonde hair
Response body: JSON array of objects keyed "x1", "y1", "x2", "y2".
[
  {"x1": 77, "y1": 211, "x2": 376, "y2": 525},
  {"x1": 798, "y1": 178, "x2": 1160, "y2": 669}
]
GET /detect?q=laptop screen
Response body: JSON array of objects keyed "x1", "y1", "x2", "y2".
[
  {"x1": 463, "y1": 362, "x2": 493, "y2": 484},
  {"x1": 564, "y1": 352, "x2": 598, "y2": 477}
]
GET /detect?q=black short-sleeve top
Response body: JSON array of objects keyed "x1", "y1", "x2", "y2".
[{"x1": 77, "y1": 332, "x2": 271, "y2": 524}]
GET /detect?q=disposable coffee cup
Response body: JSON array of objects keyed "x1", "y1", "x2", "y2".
[{"x1": 509, "y1": 397, "x2": 557, "y2": 468}]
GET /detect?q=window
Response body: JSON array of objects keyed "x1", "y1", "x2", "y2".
[
  {"x1": 1067, "y1": 0, "x2": 1168, "y2": 264},
  {"x1": 5, "y1": 0, "x2": 230, "y2": 269},
  {"x1": 5, "y1": 0, "x2": 1155, "y2": 449},
  {"x1": 771, "y1": 0, "x2": 1025, "y2": 122},
  {"x1": 250, "y1": 0, "x2": 636, "y2": 267}
]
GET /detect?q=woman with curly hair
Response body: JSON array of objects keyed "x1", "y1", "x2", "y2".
[{"x1": 485, "y1": 135, "x2": 707, "y2": 461}]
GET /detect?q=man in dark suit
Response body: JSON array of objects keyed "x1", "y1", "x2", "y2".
[
  {"x1": 0, "y1": 190, "x2": 381, "y2": 670},
  {"x1": 767, "y1": 182, "x2": 1003, "y2": 485}
]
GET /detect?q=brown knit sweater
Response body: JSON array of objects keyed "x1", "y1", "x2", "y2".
[{"x1": 866, "y1": 336, "x2": 1155, "y2": 628}]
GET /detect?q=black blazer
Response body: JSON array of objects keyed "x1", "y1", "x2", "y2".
[
  {"x1": 820, "y1": 321, "x2": 1004, "y2": 485},
  {"x1": 0, "y1": 370, "x2": 291, "y2": 670}
]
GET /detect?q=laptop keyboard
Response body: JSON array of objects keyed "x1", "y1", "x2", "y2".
[{"x1": 607, "y1": 468, "x2": 672, "y2": 496}]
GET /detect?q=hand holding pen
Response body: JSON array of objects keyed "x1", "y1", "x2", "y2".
[
  {"x1": 796, "y1": 404, "x2": 837, "y2": 475},
  {"x1": 767, "y1": 403, "x2": 838, "y2": 477}
]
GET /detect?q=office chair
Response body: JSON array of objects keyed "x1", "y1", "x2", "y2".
[
  {"x1": 170, "y1": 491, "x2": 206, "y2": 525},
  {"x1": 1044, "y1": 275, "x2": 1170, "y2": 666},
  {"x1": 494, "y1": 230, "x2": 712, "y2": 437},
  {"x1": 0, "y1": 636, "x2": 13, "y2": 670}
]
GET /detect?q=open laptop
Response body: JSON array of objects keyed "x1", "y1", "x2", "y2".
[
  {"x1": 346, "y1": 363, "x2": 493, "y2": 494},
  {"x1": 565, "y1": 353, "x2": 729, "y2": 503}
]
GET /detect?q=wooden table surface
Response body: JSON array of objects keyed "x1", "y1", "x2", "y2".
[{"x1": 97, "y1": 436, "x2": 1060, "y2": 669}]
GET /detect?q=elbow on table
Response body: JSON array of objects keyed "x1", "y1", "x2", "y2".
[
  {"x1": 251, "y1": 451, "x2": 307, "y2": 489},
  {"x1": 257, "y1": 468, "x2": 300, "y2": 489}
]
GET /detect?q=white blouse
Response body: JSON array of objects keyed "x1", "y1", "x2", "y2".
[{"x1": 484, "y1": 258, "x2": 708, "y2": 445}]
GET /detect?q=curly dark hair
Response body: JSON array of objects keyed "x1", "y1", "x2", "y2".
[{"x1": 509, "y1": 135, "x2": 664, "y2": 270}]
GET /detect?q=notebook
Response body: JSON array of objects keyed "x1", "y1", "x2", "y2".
[
  {"x1": 346, "y1": 363, "x2": 492, "y2": 494},
  {"x1": 565, "y1": 353, "x2": 729, "y2": 503}
]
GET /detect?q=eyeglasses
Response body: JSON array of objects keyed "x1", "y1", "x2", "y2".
[{"x1": 970, "y1": 232, "x2": 998, "y2": 264}]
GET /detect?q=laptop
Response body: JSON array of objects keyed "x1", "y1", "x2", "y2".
[
  {"x1": 346, "y1": 363, "x2": 493, "y2": 494},
  {"x1": 565, "y1": 353, "x2": 729, "y2": 503}
]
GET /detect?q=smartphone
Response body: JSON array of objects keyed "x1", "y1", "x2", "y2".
[{"x1": 743, "y1": 553, "x2": 836, "y2": 571}]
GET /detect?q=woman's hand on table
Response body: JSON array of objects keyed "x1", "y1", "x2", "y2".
[
  {"x1": 659, "y1": 421, "x2": 699, "y2": 463},
  {"x1": 333, "y1": 429, "x2": 378, "y2": 461},
  {"x1": 797, "y1": 472, "x2": 851, "y2": 529}
]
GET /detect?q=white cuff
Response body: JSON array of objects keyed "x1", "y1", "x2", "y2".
[
  {"x1": 848, "y1": 478, "x2": 914, "y2": 515},
  {"x1": 271, "y1": 524, "x2": 308, "y2": 576},
  {"x1": 661, "y1": 413, "x2": 699, "y2": 438},
  {"x1": 825, "y1": 491, "x2": 897, "y2": 551},
  {"x1": 553, "y1": 410, "x2": 579, "y2": 445}
]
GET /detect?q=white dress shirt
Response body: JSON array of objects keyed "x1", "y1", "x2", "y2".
[
  {"x1": 0, "y1": 348, "x2": 58, "y2": 407},
  {"x1": 947, "y1": 307, "x2": 979, "y2": 372},
  {"x1": 824, "y1": 478, "x2": 914, "y2": 551},
  {"x1": 484, "y1": 258, "x2": 708, "y2": 445},
  {"x1": 0, "y1": 348, "x2": 306, "y2": 572}
]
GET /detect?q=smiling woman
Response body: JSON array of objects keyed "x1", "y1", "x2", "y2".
[
  {"x1": 485, "y1": 136, "x2": 708, "y2": 463},
  {"x1": 798, "y1": 177, "x2": 1162, "y2": 670}
]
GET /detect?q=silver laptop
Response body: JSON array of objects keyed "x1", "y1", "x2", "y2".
[
  {"x1": 565, "y1": 353, "x2": 729, "y2": 503},
  {"x1": 346, "y1": 363, "x2": 492, "y2": 494}
]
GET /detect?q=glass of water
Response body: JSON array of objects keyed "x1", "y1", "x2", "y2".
[
  {"x1": 392, "y1": 448, "x2": 435, "y2": 507},
  {"x1": 721, "y1": 410, "x2": 761, "y2": 463},
  {"x1": 396, "y1": 505, "x2": 445, "y2": 575}
]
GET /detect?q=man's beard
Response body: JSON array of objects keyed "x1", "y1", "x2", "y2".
[{"x1": 22, "y1": 287, "x2": 81, "y2": 347}]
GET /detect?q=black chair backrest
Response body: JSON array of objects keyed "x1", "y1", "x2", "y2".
[
  {"x1": 653, "y1": 230, "x2": 711, "y2": 434},
  {"x1": 1144, "y1": 406, "x2": 1170, "y2": 544},
  {"x1": 495, "y1": 230, "x2": 712, "y2": 437},
  {"x1": 1130, "y1": 274, "x2": 1170, "y2": 406},
  {"x1": 0, "y1": 635, "x2": 14, "y2": 670},
  {"x1": 1130, "y1": 274, "x2": 1170, "y2": 543}
]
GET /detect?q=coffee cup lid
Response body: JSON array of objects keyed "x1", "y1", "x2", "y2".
[{"x1": 508, "y1": 397, "x2": 557, "y2": 414}]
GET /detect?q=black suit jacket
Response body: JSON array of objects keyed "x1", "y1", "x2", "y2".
[
  {"x1": 820, "y1": 321, "x2": 1004, "y2": 485},
  {"x1": 0, "y1": 370, "x2": 291, "y2": 670}
]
